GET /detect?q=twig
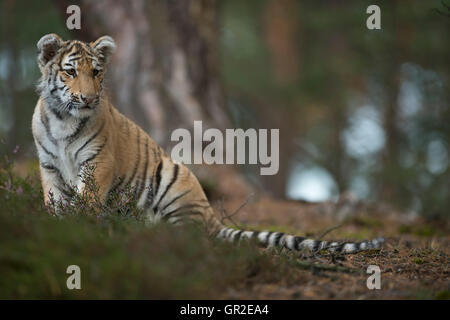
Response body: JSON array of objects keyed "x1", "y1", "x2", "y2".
[
  {"x1": 317, "y1": 222, "x2": 344, "y2": 240},
  {"x1": 432, "y1": 1, "x2": 450, "y2": 17},
  {"x1": 219, "y1": 193, "x2": 254, "y2": 228}
]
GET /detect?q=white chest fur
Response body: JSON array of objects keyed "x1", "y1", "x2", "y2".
[
  {"x1": 54, "y1": 144, "x2": 82, "y2": 188},
  {"x1": 33, "y1": 106, "x2": 102, "y2": 189}
]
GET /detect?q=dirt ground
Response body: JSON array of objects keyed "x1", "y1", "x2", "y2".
[{"x1": 213, "y1": 195, "x2": 450, "y2": 299}]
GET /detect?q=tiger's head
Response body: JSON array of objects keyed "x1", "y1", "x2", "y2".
[{"x1": 36, "y1": 34, "x2": 115, "y2": 118}]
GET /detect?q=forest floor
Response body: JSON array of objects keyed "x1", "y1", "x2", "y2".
[
  {"x1": 1, "y1": 159, "x2": 449, "y2": 299},
  {"x1": 216, "y1": 196, "x2": 450, "y2": 299}
]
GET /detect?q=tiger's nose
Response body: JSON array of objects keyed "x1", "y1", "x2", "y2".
[{"x1": 80, "y1": 95, "x2": 96, "y2": 105}]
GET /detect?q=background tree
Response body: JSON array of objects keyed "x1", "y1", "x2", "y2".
[{"x1": 0, "y1": 0, "x2": 448, "y2": 217}]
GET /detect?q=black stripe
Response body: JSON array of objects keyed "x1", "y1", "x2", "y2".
[
  {"x1": 55, "y1": 185, "x2": 73, "y2": 198},
  {"x1": 53, "y1": 68, "x2": 58, "y2": 84},
  {"x1": 46, "y1": 66, "x2": 53, "y2": 87},
  {"x1": 167, "y1": 211, "x2": 204, "y2": 224},
  {"x1": 106, "y1": 176, "x2": 125, "y2": 204},
  {"x1": 233, "y1": 230, "x2": 243, "y2": 243},
  {"x1": 161, "y1": 189, "x2": 192, "y2": 213},
  {"x1": 68, "y1": 56, "x2": 81, "y2": 62},
  {"x1": 60, "y1": 44, "x2": 75, "y2": 58},
  {"x1": 136, "y1": 139, "x2": 149, "y2": 201},
  {"x1": 55, "y1": 172, "x2": 67, "y2": 187},
  {"x1": 294, "y1": 236, "x2": 305, "y2": 250},
  {"x1": 74, "y1": 121, "x2": 105, "y2": 159},
  {"x1": 143, "y1": 178, "x2": 155, "y2": 210},
  {"x1": 66, "y1": 117, "x2": 89, "y2": 144},
  {"x1": 264, "y1": 232, "x2": 273, "y2": 245},
  {"x1": 42, "y1": 164, "x2": 71, "y2": 198},
  {"x1": 40, "y1": 163, "x2": 56, "y2": 170},
  {"x1": 151, "y1": 161, "x2": 163, "y2": 205},
  {"x1": 68, "y1": 50, "x2": 80, "y2": 57},
  {"x1": 133, "y1": 170, "x2": 143, "y2": 198},
  {"x1": 109, "y1": 176, "x2": 124, "y2": 194},
  {"x1": 82, "y1": 140, "x2": 106, "y2": 164},
  {"x1": 274, "y1": 232, "x2": 284, "y2": 246},
  {"x1": 154, "y1": 164, "x2": 179, "y2": 211},
  {"x1": 312, "y1": 241, "x2": 320, "y2": 251},
  {"x1": 36, "y1": 139, "x2": 57, "y2": 159},
  {"x1": 49, "y1": 105, "x2": 63, "y2": 120},
  {"x1": 163, "y1": 203, "x2": 210, "y2": 220},
  {"x1": 165, "y1": 209, "x2": 204, "y2": 223},
  {"x1": 251, "y1": 231, "x2": 260, "y2": 241},
  {"x1": 335, "y1": 242, "x2": 346, "y2": 253},
  {"x1": 40, "y1": 108, "x2": 57, "y2": 146},
  {"x1": 125, "y1": 127, "x2": 141, "y2": 187}
]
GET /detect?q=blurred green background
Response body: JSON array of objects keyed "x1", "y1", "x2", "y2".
[{"x1": 0, "y1": 0, "x2": 449, "y2": 217}]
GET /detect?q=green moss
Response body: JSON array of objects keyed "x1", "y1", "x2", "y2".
[
  {"x1": 349, "y1": 216, "x2": 383, "y2": 228},
  {"x1": 413, "y1": 225, "x2": 437, "y2": 237},
  {"x1": 435, "y1": 290, "x2": 450, "y2": 300},
  {"x1": 413, "y1": 289, "x2": 434, "y2": 300},
  {"x1": 398, "y1": 224, "x2": 439, "y2": 237}
]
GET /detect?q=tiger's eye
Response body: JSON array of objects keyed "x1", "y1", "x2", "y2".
[{"x1": 66, "y1": 69, "x2": 76, "y2": 76}]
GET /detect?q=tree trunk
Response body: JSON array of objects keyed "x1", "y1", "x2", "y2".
[
  {"x1": 380, "y1": 0, "x2": 402, "y2": 202},
  {"x1": 1, "y1": 0, "x2": 20, "y2": 152}
]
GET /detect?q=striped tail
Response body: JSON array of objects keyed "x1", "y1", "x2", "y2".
[{"x1": 217, "y1": 227, "x2": 384, "y2": 254}]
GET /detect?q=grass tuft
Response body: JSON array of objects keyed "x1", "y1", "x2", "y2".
[{"x1": 0, "y1": 153, "x2": 302, "y2": 299}]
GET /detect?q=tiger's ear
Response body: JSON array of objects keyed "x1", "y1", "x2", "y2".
[
  {"x1": 37, "y1": 33, "x2": 63, "y2": 69},
  {"x1": 91, "y1": 36, "x2": 116, "y2": 64}
]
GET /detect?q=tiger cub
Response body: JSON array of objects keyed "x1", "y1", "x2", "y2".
[{"x1": 32, "y1": 34, "x2": 384, "y2": 254}]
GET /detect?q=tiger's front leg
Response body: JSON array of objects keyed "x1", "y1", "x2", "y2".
[
  {"x1": 39, "y1": 164, "x2": 73, "y2": 209},
  {"x1": 76, "y1": 154, "x2": 114, "y2": 209}
]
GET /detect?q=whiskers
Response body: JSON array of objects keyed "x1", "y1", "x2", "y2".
[
  {"x1": 39, "y1": 80, "x2": 101, "y2": 117},
  {"x1": 61, "y1": 101, "x2": 74, "y2": 113}
]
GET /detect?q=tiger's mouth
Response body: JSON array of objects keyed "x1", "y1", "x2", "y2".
[{"x1": 77, "y1": 102, "x2": 98, "y2": 110}]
